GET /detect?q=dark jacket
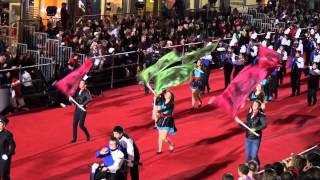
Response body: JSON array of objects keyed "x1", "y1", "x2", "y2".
[
  {"x1": 74, "y1": 89, "x2": 92, "y2": 110},
  {"x1": 245, "y1": 111, "x2": 267, "y2": 139},
  {"x1": 0, "y1": 129, "x2": 16, "y2": 157}
]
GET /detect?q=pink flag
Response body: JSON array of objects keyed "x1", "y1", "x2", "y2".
[
  {"x1": 213, "y1": 46, "x2": 281, "y2": 117},
  {"x1": 55, "y1": 59, "x2": 93, "y2": 96},
  {"x1": 258, "y1": 46, "x2": 282, "y2": 71}
]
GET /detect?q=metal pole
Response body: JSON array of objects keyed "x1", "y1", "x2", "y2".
[{"x1": 110, "y1": 53, "x2": 115, "y2": 88}]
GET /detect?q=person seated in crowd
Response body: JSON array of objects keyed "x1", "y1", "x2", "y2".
[
  {"x1": 10, "y1": 78, "x2": 29, "y2": 112},
  {"x1": 272, "y1": 161, "x2": 284, "y2": 176},
  {"x1": 280, "y1": 171, "x2": 294, "y2": 180},
  {"x1": 247, "y1": 160, "x2": 259, "y2": 179},
  {"x1": 238, "y1": 164, "x2": 253, "y2": 180},
  {"x1": 222, "y1": 173, "x2": 234, "y2": 180},
  {"x1": 91, "y1": 136, "x2": 125, "y2": 180},
  {"x1": 299, "y1": 167, "x2": 320, "y2": 180}
]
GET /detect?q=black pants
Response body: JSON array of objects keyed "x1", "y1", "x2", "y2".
[
  {"x1": 273, "y1": 77, "x2": 279, "y2": 99},
  {"x1": 233, "y1": 65, "x2": 244, "y2": 79},
  {"x1": 291, "y1": 71, "x2": 301, "y2": 96},
  {"x1": 204, "y1": 68, "x2": 211, "y2": 92},
  {"x1": 224, "y1": 64, "x2": 233, "y2": 88},
  {"x1": 94, "y1": 171, "x2": 119, "y2": 180},
  {"x1": 0, "y1": 157, "x2": 11, "y2": 180},
  {"x1": 130, "y1": 164, "x2": 139, "y2": 180},
  {"x1": 308, "y1": 88, "x2": 318, "y2": 105},
  {"x1": 73, "y1": 109, "x2": 90, "y2": 140},
  {"x1": 279, "y1": 62, "x2": 286, "y2": 84}
]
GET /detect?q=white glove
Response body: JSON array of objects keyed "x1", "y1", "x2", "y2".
[
  {"x1": 91, "y1": 163, "x2": 99, "y2": 173},
  {"x1": 2, "y1": 154, "x2": 8, "y2": 160}
]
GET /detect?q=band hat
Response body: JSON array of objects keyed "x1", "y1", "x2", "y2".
[{"x1": 0, "y1": 116, "x2": 8, "y2": 125}]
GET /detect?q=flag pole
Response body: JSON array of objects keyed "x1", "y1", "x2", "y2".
[
  {"x1": 69, "y1": 96, "x2": 87, "y2": 112},
  {"x1": 235, "y1": 117, "x2": 260, "y2": 137}
]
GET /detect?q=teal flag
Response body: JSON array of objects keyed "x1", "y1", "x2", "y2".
[
  {"x1": 138, "y1": 51, "x2": 180, "y2": 83},
  {"x1": 181, "y1": 43, "x2": 217, "y2": 64},
  {"x1": 154, "y1": 63, "x2": 195, "y2": 95}
]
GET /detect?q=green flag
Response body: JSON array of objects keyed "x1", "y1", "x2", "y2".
[
  {"x1": 137, "y1": 51, "x2": 180, "y2": 83},
  {"x1": 181, "y1": 43, "x2": 217, "y2": 64},
  {"x1": 154, "y1": 63, "x2": 195, "y2": 95}
]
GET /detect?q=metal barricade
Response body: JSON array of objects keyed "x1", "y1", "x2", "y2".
[
  {"x1": 262, "y1": 18, "x2": 275, "y2": 24},
  {"x1": 277, "y1": 22, "x2": 286, "y2": 29},
  {"x1": 248, "y1": 8, "x2": 257, "y2": 15},
  {"x1": 46, "y1": 39, "x2": 59, "y2": 61},
  {"x1": 251, "y1": 19, "x2": 262, "y2": 28},
  {"x1": 22, "y1": 25, "x2": 35, "y2": 48},
  {"x1": 27, "y1": 50, "x2": 40, "y2": 65},
  {"x1": 58, "y1": 46, "x2": 72, "y2": 67},
  {"x1": 37, "y1": 57, "x2": 54, "y2": 82},
  {"x1": 77, "y1": 53, "x2": 87, "y2": 64},
  {"x1": 17, "y1": 43, "x2": 28, "y2": 55},
  {"x1": 241, "y1": 13, "x2": 253, "y2": 22},
  {"x1": 255, "y1": 13, "x2": 266, "y2": 19},
  {"x1": 261, "y1": 23, "x2": 273, "y2": 32},
  {"x1": 34, "y1": 32, "x2": 47, "y2": 50}
]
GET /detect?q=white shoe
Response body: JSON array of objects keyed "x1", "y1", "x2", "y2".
[{"x1": 60, "y1": 103, "x2": 66, "y2": 108}]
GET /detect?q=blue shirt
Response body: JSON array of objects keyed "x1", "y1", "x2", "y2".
[{"x1": 193, "y1": 69, "x2": 204, "y2": 78}]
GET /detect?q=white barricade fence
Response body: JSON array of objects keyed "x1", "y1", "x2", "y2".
[
  {"x1": 255, "y1": 13, "x2": 266, "y2": 19},
  {"x1": 34, "y1": 32, "x2": 48, "y2": 50},
  {"x1": 248, "y1": 8, "x2": 257, "y2": 15},
  {"x1": 46, "y1": 39, "x2": 60, "y2": 61},
  {"x1": 27, "y1": 50, "x2": 40, "y2": 64},
  {"x1": 77, "y1": 53, "x2": 87, "y2": 64},
  {"x1": 241, "y1": 13, "x2": 253, "y2": 22},
  {"x1": 58, "y1": 46, "x2": 72, "y2": 67},
  {"x1": 36, "y1": 57, "x2": 55, "y2": 81},
  {"x1": 22, "y1": 25, "x2": 36, "y2": 48},
  {"x1": 261, "y1": 23, "x2": 273, "y2": 32},
  {"x1": 251, "y1": 19, "x2": 262, "y2": 28},
  {"x1": 277, "y1": 22, "x2": 286, "y2": 29},
  {"x1": 17, "y1": 43, "x2": 28, "y2": 55}
]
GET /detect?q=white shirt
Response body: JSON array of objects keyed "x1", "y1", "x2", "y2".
[
  {"x1": 309, "y1": 66, "x2": 320, "y2": 76},
  {"x1": 250, "y1": 46, "x2": 258, "y2": 57},
  {"x1": 277, "y1": 49, "x2": 288, "y2": 61},
  {"x1": 22, "y1": 71, "x2": 33, "y2": 87},
  {"x1": 119, "y1": 136, "x2": 134, "y2": 159},
  {"x1": 314, "y1": 54, "x2": 320, "y2": 63},
  {"x1": 296, "y1": 57, "x2": 304, "y2": 69},
  {"x1": 297, "y1": 43, "x2": 303, "y2": 55},
  {"x1": 281, "y1": 38, "x2": 291, "y2": 46},
  {"x1": 107, "y1": 149, "x2": 124, "y2": 173}
]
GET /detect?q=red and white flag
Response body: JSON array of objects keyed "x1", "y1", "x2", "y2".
[
  {"x1": 212, "y1": 46, "x2": 281, "y2": 117},
  {"x1": 55, "y1": 59, "x2": 93, "y2": 96}
]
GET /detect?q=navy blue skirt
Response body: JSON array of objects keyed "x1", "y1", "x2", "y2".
[
  {"x1": 157, "y1": 117, "x2": 177, "y2": 134},
  {"x1": 189, "y1": 80, "x2": 204, "y2": 90}
]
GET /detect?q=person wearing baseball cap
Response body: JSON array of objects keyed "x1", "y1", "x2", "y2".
[{"x1": 0, "y1": 116, "x2": 15, "y2": 180}]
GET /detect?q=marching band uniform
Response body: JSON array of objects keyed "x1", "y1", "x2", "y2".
[{"x1": 290, "y1": 52, "x2": 305, "y2": 96}]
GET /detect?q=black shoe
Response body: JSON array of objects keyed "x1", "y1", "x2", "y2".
[
  {"x1": 156, "y1": 151, "x2": 162, "y2": 155},
  {"x1": 71, "y1": 139, "x2": 76, "y2": 143},
  {"x1": 86, "y1": 136, "x2": 90, "y2": 142}
]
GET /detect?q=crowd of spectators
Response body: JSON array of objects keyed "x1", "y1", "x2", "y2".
[
  {"x1": 222, "y1": 151, "x2": 320, "y2": 180},
  {"x1": 0, "y1": 2, "x2": 319, "y2": 109}
]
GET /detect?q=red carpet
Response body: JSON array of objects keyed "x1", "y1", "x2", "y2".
[{"x1": 9, "y1": 69, "x2": 320, "y2": 180}]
